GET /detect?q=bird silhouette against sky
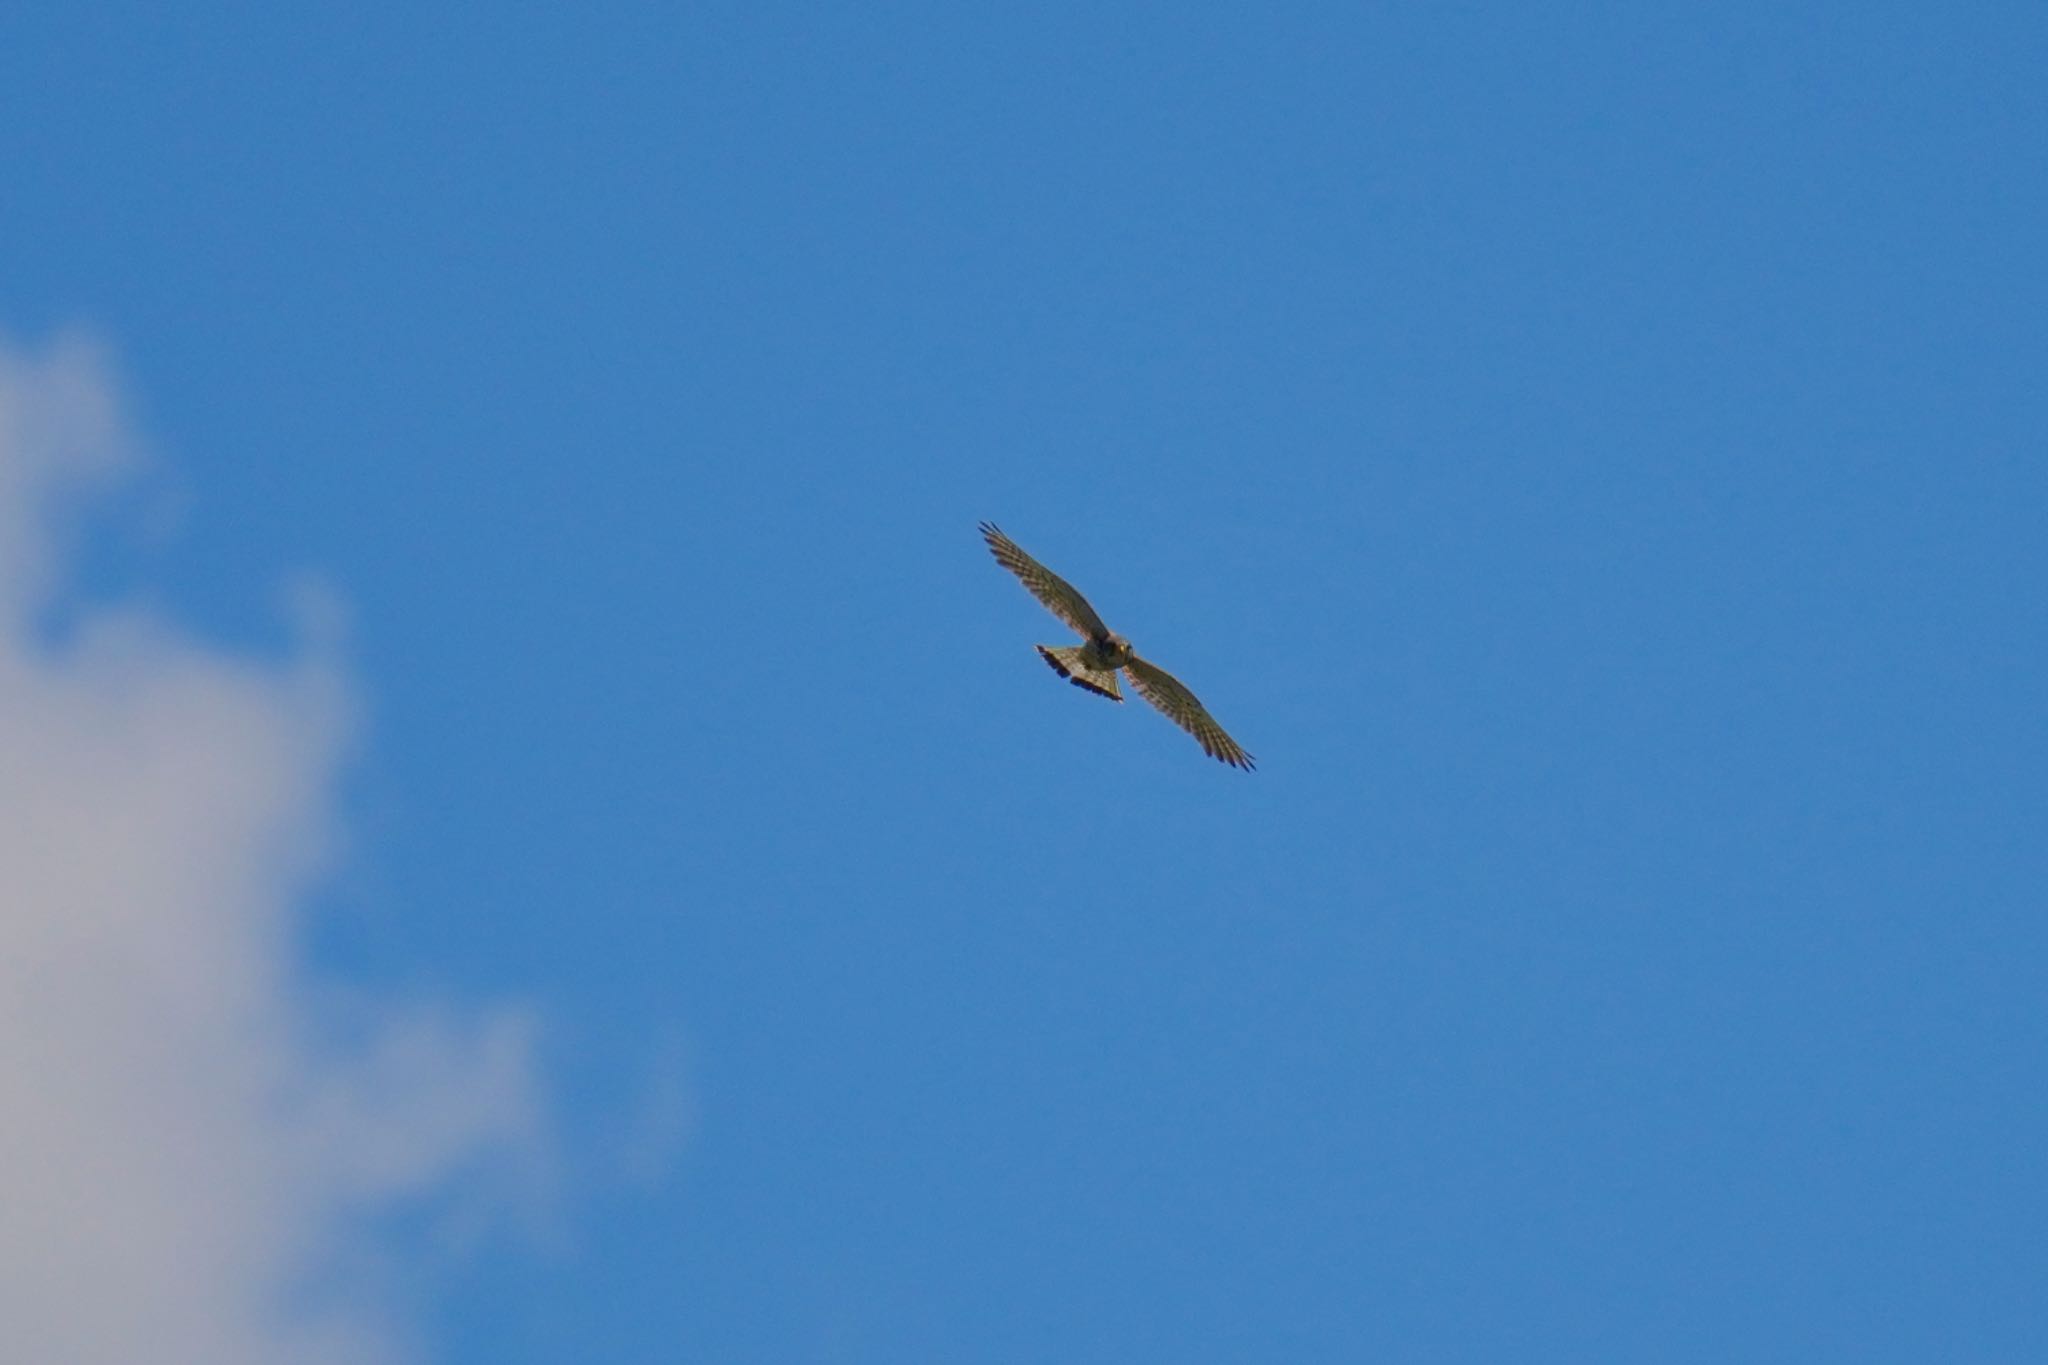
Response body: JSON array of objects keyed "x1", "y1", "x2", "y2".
[{"x1": 980, "y1": 522, "x2": 1254, "y2": 770}]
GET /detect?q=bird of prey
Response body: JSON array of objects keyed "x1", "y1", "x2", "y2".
[{"x1": 979, "y1": 521, "x2": 1255, "y2": 770}]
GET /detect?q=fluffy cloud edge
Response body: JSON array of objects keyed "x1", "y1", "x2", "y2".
[{"x1": 0, "y1": 330, "x2": 555, "y2": 1365}]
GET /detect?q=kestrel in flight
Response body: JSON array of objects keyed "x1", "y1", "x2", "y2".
[{"x1": 979, "y1": 521, "x2": 1255, "y2": 770}]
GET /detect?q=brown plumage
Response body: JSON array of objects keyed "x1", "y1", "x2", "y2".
[{"x1": 979, "y1": 522, "x2": 1254, "y2": 770}]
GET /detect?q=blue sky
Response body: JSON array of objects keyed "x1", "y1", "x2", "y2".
[{"x1": 4, "y1": 3, "x2": 2045, "y2": 1361}]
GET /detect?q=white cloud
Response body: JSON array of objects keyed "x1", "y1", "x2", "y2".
[{"x1": 0, "y1": 333, "x2": 550, "y2": 1365}]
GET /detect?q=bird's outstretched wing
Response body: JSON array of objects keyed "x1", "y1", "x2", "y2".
[
  {"x1": 979, "y1": 522, "x2": 1111, "y2": 640},
  {"x1": 1126, "y1": 655, "x2": 1255, "y2": 770}
]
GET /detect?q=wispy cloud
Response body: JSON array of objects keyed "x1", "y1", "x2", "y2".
[{"x1": 0, "y1": 332, "x2": 550, "y2": 1365}]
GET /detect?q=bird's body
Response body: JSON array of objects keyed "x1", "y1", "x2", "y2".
[
  {"x1": 1085, "y1": 632, "x2": 1134, "y2": 669},
  {"x1": 979, "y1": 522, "x2": 1254, "y2": 770}
]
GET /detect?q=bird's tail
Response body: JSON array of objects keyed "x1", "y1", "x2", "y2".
[{"x1": 1037, "y1": 645, "x2": 1122, "y2": 701}]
